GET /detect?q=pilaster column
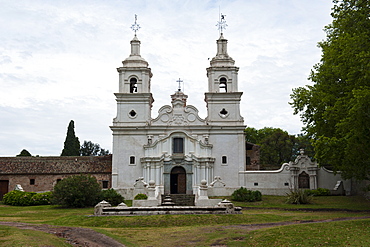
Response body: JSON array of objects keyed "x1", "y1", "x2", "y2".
[
  {"x1": 290, "y1": 167, "x2": 300, "y2": 190},
  {"x1": 308, "y1": 167, "x2": 319, "y2": 190}
]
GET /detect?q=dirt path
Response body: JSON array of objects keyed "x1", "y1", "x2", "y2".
[
  {"x1": 1, "y1": 216, "x2": 369, "y2": 246},
  {"x1": 0, "y1": 221, "x2": 124, "y2": 247}
]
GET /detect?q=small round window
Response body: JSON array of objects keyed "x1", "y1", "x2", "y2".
[
  {"x1": 129, "y1": 110, "x2": 137, "y2": 118},
  {"x1": 219, "y1": 108, "x2": 229, "y2": 118}
]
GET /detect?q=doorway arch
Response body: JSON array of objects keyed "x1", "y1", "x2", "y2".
[
  {"x1": 170, "y1": 166, "x2": 186, "y2": 194},
  {"x1": 298, "y1": 171, "x2": 310, "y2": 189}
]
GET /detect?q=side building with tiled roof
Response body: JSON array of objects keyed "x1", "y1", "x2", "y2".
[{"x1": 0, "y1": 155, "x2": 112, "y2": 199}]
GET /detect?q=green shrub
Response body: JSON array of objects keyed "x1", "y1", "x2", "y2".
[
  {"x1": 20, "y1": 192, "x2": 36, "y2": 205},
  {"x1": 305, "y1": 188, "x2": 331, "y2": 196},
  {"x1": 100, "y1": 188, "x2": 124, "y2": 206},
  {"x1": 30, "y1": 191, "x2": 52, "y2": 205},
  {"x1": 231, "y1": 187, "x2": 262, "y2": 202},
  {"x1": 52, "y1": 174, "x2": 102, "y2": 208},
  {"x1": 253, "y1": 190, "x2": 262, "y2": 201},
  {"x1": 3, "y1": 190, "x2": 25, "y2": 206},
  {"x1": 3, "y1": 190, "x2": 36, "y2": 206},
  {"x1": 2, "y1": 191, "x2": 51, "y2": 206},
  {"x1": 286, "y1": 189, "x2": 312, "y2": 204},
  {"x1": 134, "y1": 193, "x2": 148, "y2": 200}
]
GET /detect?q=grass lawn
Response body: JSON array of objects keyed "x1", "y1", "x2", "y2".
[
  {"x1": 0, "y1": 225, "x2": 71, "y2": 247},
  {"x1": 0, "y1": 195, "x2": 369, "y2": 246},
  {"x1": 231, "y1": 194, "x2": 370, "y2": 210},
  {"x1": 230, "y1": 219, "x2": 370, "y2": 246}
]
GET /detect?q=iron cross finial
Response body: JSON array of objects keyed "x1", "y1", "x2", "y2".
[
  {"x1": 216, "y1": 12, "x2": 228, "y2": 34},
  {"x1": 176, "y1": 78, "x2": 183, "y2": 92},
  {"x1": 131, "y1": 14, "x2": 141, "y2": 34}
]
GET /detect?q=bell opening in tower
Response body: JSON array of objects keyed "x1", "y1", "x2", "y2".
[{"x1": 130, "y1": 78, "x2": 138, "y2": 93}]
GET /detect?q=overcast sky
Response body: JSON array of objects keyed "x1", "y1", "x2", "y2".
[{"x1": 0, "y1": 0, "x2": 333, "y2": 156}]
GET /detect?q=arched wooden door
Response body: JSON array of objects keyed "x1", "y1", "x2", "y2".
[
  {"x1": 298, "y1": 171, "x2": 310, "y2": 189},
  {"x1": 170, "y1": 166, "x2": 186, "y2": 194}
]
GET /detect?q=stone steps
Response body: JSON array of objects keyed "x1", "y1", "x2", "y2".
[{"x1": 162, "y1": 194, "x2": 195, "y2": 206}]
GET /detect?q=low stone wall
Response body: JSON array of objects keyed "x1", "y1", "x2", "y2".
[
  {"x1": 94, "y1": 200, "x2": 241, "y2": 215},
  {"x1": 238, "y1": 164, "x2": 292, "y2": 196},
  {"x1": 99, "y1": 206, "x2": 242, "y2": 215},
  {"x1": 238, "y1": 160, "x2": 353, "y2": 196}
]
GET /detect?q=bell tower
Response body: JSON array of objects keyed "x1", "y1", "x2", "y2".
[
  {"x1": 205, "y1": 32, "x2": 243, "y2": 125},
  {"x1": 113, "y1": 16, "x2": 153, "y2": 126},
  {"x1": 111, "y1": 15, "x2": 154, "y2": 192}
]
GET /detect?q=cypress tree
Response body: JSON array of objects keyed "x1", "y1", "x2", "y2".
[{"x1": 61, "y1": 120, "x2": 80, "y2": 156}]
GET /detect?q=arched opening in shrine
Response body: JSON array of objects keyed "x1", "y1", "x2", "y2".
[
  {"x1": 298, "y1": 171, "x2": 310, "y2": 189},
  {"x1": 170, "y1": 166, "x2": 186, "y2": 194}
]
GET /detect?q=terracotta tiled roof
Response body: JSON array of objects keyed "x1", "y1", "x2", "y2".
[{"x1": 0, "y1": 155, "x2": 112, "y2": 174}]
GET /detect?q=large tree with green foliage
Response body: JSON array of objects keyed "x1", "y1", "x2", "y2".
[
  {"x1": 293, "y1": 134, "x2": 316, "y2": 161},
  {"x1": 290, "y1": 0, "x2": 370, "y2": 180},
  {"x1": 61, "y1": 120, "x2": 80, "y2": 156},
  {"x1": 245, "y1": 127, "x2": 312, "y2": 169},
  {"x1": 246, "y1": 127, "x2": 295, "y2": 167},
  {"x1": 259, "y1": 128, "x2": 295, "y2": 167},
  {"x1": 80, "y1": 140, "x2": 110, "y2": 156}
]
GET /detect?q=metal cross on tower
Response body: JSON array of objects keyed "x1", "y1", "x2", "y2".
[
  {"x1": 216, "y1": 12, "x2": 228, "y2": 34},
  {"x1": 176, "y1": 78, "x2": 183, "y2": 92},
  {"x1": 130, "y1": 14, "x2": 141, "y2": 34}
]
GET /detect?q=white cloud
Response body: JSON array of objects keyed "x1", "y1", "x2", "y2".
[{"x1": 0, "y1": 0, "x2": 333, "y2": 156}]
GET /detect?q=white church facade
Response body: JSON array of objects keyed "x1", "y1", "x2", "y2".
[
  {"x1": 110, "y1": 30, "x2": 353, "y2": 200},
  {"x1": 110, "y1": 32, "x2": 246, "y2": 200}
]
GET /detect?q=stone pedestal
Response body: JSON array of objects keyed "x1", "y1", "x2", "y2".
[
  {"x1": 147, "y1": 180, "x2": 156, "y2": 200},
  {"x1": 198, "y1": 179, "x2": 209, "y2": 200},
  {"x1": 195, "y1": 180, "x2": 222, "y2": 206}
]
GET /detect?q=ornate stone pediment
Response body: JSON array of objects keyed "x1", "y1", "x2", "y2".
[
  {"x1": 151, "y1": 91, "x2": 205, "y2": 126},
  {"x1": 292, "y1": 149, "x2": 317, "y2": 169}
]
